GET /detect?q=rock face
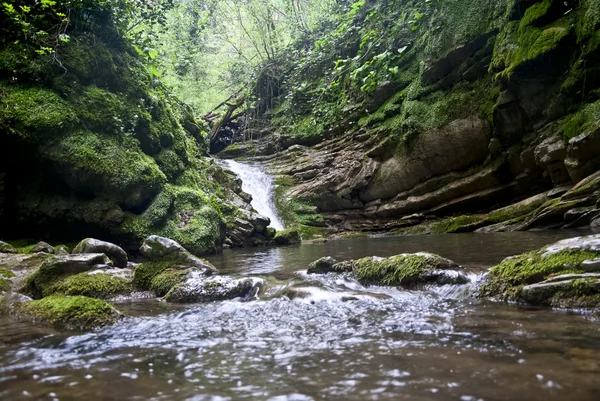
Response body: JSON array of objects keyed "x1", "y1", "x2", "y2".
[
  {"x1": 73, "y1": 238, "x2": 128, "y2": 268},
  {"x1": 214, "y1": 0, "x2": 600, "y2": 236},
  {"x1": 480, "y1": 234, "x2": 600, "y2": 308}
]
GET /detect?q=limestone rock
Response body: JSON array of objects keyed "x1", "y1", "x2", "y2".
[
  {"x1": 139, "y1": 235, "x2": 216, "y2": 275},
  {"x1": 73, "y1": 238, "x2": 128, "y2": 268},
  {"x1": 520, "y1": 274, "x2": 600, "y2": 308},
  {"x1": 31, "y1": 241, "x2": 54, "y2": 254},
  {"x1": 164, "y1": 273, "x2": 257, "y2": 303}
]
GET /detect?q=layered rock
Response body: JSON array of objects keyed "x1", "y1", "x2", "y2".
[{"x1": 479, "y1": 234, "x2": 600, "y2": 308}]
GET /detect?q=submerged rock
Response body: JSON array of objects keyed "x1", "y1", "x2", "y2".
[
  {"x1": 274, "y1": 229, "x2": 300, "y2": 245},
  {"x1": 12, "y1": 295, "x2": 120, "y2": 330},
  {"x1": 480, "y1": 234, "x2": 600, "y2": 306},
  {"x1": 0, "y1": 241, "x2": 17, "y2": 254},
  {"x1": 73, "y1": 238, "x2": 128, "y2": 268},
  {"x1": 139, "y1": 235, "x2": 216, "y2": 274},
  {"x1": 164, "y1": 273, "x2": 256, "y2": 303},
  {"x1": 354, "y1": 253, "x2": 467, "y2": 287}
]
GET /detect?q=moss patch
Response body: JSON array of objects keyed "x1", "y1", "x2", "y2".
[
  {"x1": 15, "y1": 295, "x2": 120, "y2": 330},
  {"x1": 49, "y1": 272, "x2": 132, "y2": 299},
  {"x1": 354, "y1": 254, "x2": 449, "y2": 286},
  {"x1": 150, "y1": 268, "x2": 188, "y2": 297}
]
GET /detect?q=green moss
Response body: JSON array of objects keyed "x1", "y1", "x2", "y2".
[
  {"x1": 274, "y1": 228, "x2": 301, "y2": 245},
  {"x1": 519, "y1": 0, "x2": 552, "y2": 31},
  {"x1": 218, "y1": 142, "x2": 258, "y2": 158},
  {"x1": 119, "y1": 184, "x2": 224, "y2": 256},
  {"x1": 15, "y1": 295, "x2": 120, "y2": 330},
  {"x1": 431, "y1": 215, "x2": 485, "y2": 233},
  {"x1": 134, "y1": 262, "x2": 185, "y2": 291},
  {"x1": 49, "y1": 272, "x2": 132, "y2": 299},
  {"x1": 0, "y1": 270, "x2": 14, "y2": 292},
  {"x1": 42, "y1": 131, "x2": 167, "y2": 207},
  {"x1": 354, "y1": 254, "x2": 438, "y2": 286},
  {"x1": 150, "y1": 268, "x2": 188, "y2": 296},
  {"x1": 492, "y1": 12, "x2": 574, "y2": 77},
  {"x1": 0, "y1": 85, "x2": 77, "y2": 142},
  {"x1": 560, "y1": 100, "x2": 600, "y2": 139}
]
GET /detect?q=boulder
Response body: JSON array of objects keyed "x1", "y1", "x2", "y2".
[
  {"x1": 274, "y1": 229, "x2": 301, "y2": 245},
  {"x1": 48, "y1": 269, "x2": 133, "y2": 299},
  {"x1": 139, "y1": 235, "x2": 217, "y2": 274},
  {"x1": 164, "y1": 273, "x2": 257, "y2": 303},
  {"x1": 73, "y1": 238, "x2": 128, "y2": 268},
  {"x1": 307, "y1": 257, "x2": 338, "y2": 274},
  {"x1": 354, "y1": 253, "x2": 467, "y2": 287},
  {"x1": 31, "y1": 241, "x2": 54, "y2": 254},
  {"x1": 22, "y1": 253, "x2": 112, "y2": 298},
  {"x1": 519, "y1": 273, "x2": 600, "y2": 307},
  {"x1": 480, "y1": 234, "x2": 600, "y2": 303},
  {"x1": 12, "y1": 295, "x2": 121, "y2": 330},
  {"x1": 0, "y1": 241, "x2": 17, "y2": 254}
]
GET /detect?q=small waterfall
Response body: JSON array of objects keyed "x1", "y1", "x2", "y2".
[{"x1": 222, "y1": 159, "x2": 285, "y2": 230}]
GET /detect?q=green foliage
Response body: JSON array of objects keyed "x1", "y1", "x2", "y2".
[{"x1": 560, "y1": 100, "x2": 600, "y2": 139}]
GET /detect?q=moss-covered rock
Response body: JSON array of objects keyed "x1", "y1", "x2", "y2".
[
  {"x1": 354, "y1": 253, "x2": 467, "y2": 287},
  {"x1": 519, "y1": 273, "x2": 600, "y2": 308},
  {"x1": 307, "y1": 257, "x2": 338, "y2": 274},
  {"x1": 0, "y1": 269, "x2": 15, "y2": 292},
  {"x1": 22, "y1": 253, "x2": 112, "y2": 299},
  {"x1": 13, "y1": 295, "x2": 120, "y2": 330},
  {"x1": 480, "y1": 234, "x2": 600, "y2": 302},
  {"x1": 118, "y1": 186, "x2": 225, "y2": 256},
  {"x1": 0, "y1": 241, "x2": 16, "y2": 254},
  {"x1": 48, "y1": 270, "x2": 133, "y2": 299},
  {"x1": 138, "y1": 235, "x2": 217, "y2": 273},
  {"x1": 274, "y1": 229, "x2": 301, "y2": 245}
]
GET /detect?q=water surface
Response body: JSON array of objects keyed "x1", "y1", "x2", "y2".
[{"x1": 1, "y1": 231, "x2": 599, "y2": 401}]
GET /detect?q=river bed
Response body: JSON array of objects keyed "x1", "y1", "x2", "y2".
[{"x1": 1, "y1": 231, "x2": 599, "y2": 400}]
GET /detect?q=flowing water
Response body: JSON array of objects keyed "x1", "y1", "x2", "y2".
[
  {"x1": 221, "y1": 160, "x2": 285, "y2": 230},
  {"x1": 2, "y1": 231, "x2": 600, "y2": 401}
]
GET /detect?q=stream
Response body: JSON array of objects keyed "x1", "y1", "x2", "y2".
[{"x1": 1, "y1": 231, "x2": 600, "y2": 400}]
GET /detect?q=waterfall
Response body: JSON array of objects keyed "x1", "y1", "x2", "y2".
[{"x1": 222, "y1": 159, "x2": 285, "y2": 230}]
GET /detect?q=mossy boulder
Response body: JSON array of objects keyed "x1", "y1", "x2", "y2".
[
  {"x1": 30, "y1": 241, "x2": 54, "y2": 254},
  {"x1": 0, "y1": 241, "x2": 17, "y2": 254},
  {"x1": 13, "y1": 295, "x2": 120, "y2": 330},
  {"x1": 48, "y1": 270, "x2": 133, "y2": 299},
  {"x1": 480, "y1": 234, "x2": 600, "y2": 303},
  {"x1": 354, "y1": 253, "x2": 467, "y2": 287},
  {"x1": 274, "y1": 229, "x2": 301, "y2": 245},
  {"x1": 73, "y1": 238, "x2": 128, "y2": 268},
  {"x1": 307, "y1": 257, "x2": 338, "y2": 274},
  {"x1": 22, "y1": 253, "x2": 112, "y2": 299},
  {"x1": 519, "y1": 273, "x2": 600, "y2": 308},
  {"x1": 139, "y1": 235, "x2": 217, "y2": 273}
]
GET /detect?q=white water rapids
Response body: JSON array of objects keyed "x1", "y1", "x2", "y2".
[{"x1": 222, "y1": 159, "x2": 285, "y2": 230}]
